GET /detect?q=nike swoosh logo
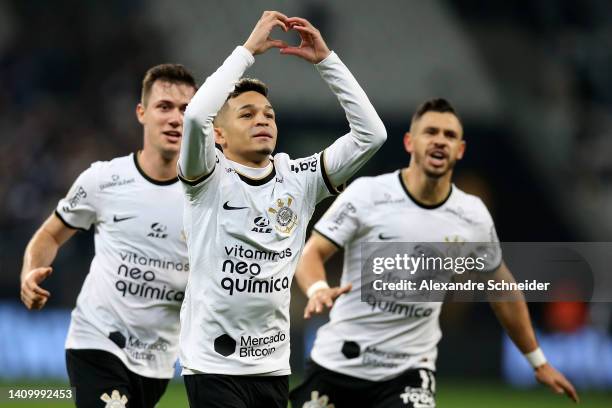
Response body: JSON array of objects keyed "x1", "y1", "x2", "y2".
[
  {"x1": 378, "y1": 233, "x2": 398, "y2": 240},
  {"x1": 223, "y1": 201, "x2": 248, "y2": 211},
  {"x1": 113, "y1": 215, "x2": 137, "y2": 223}
]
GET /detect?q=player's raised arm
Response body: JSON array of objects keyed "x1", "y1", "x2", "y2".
[
  {"x1": 20, "y1": 214, "x2": 76, "y2": 310},
  {"x1": 281, "y1": 16, "x2": 387, "y2": 191},
  {"x1": 179, "y1": 11, "x2": 289, "y2": 182},
  {"x1": 488, "y1": 263, "x2": 579, "y2": 403}
]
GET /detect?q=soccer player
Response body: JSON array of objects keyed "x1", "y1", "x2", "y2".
[
  {"x1": 19, "y1": 64, "x2": 197, "y2": 408},
  {"x1": 290, "y1": 99, "x2": 579, "y2": 408},
  {"x1": 178, "y1": 10, "x2": 386, "y2": 408}
]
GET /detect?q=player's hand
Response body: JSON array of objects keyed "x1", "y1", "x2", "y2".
[
  {"x1": 243, "y1": 11, "x2": 289, "y2": 56},
  {"x1": 534, "y1": 363, "x2": 579, "y2": 403},
  {"x1": 304, "y1": 284, "x2": 352, "y2": 319},
  {"x1": 280, "y1": 17, "x2": 331, "y2": 63},
  {"x1": 20, "y1": 267, "x2": 52, "y2": 310}
]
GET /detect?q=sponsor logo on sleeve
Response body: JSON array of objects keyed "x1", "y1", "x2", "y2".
[
  {"x1": 62, "y1": 186, "x2": 87, "y2": 212},
  {"x1": 327, "y1": 202, "x2": 356, "y2": 232},
  {"x1": 290, "y1": 157, "x2": 318, "y2": 174}
]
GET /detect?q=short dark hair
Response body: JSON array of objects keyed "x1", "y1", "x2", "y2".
[
  {"x1": 227, "y1": 77, "x2": 269, "y2": 100},
  {"x1": 214, "y1": 78, "x2": 270, "y2": 126},
  {"x1": 141, "y1": 63, "x2": 197, "y2": 105},
  {"x1": 411, "y1": 98, "x2": 459, "y2": 124}
]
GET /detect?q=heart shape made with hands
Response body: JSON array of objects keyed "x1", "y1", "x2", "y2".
[
  {"x1": 266, "y1": 17, "x2": 331, "y2": 64},
  {"x1": 284, "y1": 22, "x2": 330, "y2": 63},
  {"x1": 244, "y1": 12, "x2": 330, "y2": 63}
]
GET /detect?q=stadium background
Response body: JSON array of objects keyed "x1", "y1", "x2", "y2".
[{"x1": 0, "y1": 0, "x2": 611, "y2": 406}]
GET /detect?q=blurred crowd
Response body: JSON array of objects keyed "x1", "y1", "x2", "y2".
[
  {"x1": 453, "y1": 0, "x2": 612, "y2": 195},
  {"x1": 0, "y1": 1, "x2": 170, "y2": 298},
  {"x1": 0, "y1": 1, "x2": 164, "y2": 233}
]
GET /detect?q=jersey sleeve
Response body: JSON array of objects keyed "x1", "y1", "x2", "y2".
[
  {"x1": 287, "y1": 151, "x2": 337, "y2": 206},
  {"x1": 314, "y1": 52, "x2": 387, "y2": 194},
  {"x1": 179, "y1": 46, "x2": 254, "y2": 185},
  {"x1": 312, "y1": 179, "x2": 369, "y2": 248},
  {"x1": 468, "y1": 198, "x2": 502, "y2": 273},
  {"x1": 55, "y1": 164, "x2": 100, "y2": 231},
  {"x1": 180, "y1": 151, "x2": 222, "y2": 202}
]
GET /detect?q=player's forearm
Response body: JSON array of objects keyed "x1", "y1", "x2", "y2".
[
  {"x1": 316, "y1": 52, "x2": 386, "y2": 144},
  {"x1": 296, "y1": 247, "x2": 328, "y2": 295},
  {"x1": 490, "y1": 300, "x2": 539, "y2": 354},
  {"x1": 316, "y1": 52, "x2": 386, "y2": 186},
  {"x1": 179, "y1": 46, "x2": 255, "y2": 179},
  {"x1": 21, "y1": 228, "x2": 60, "y2": 283},
  {"x1": 488, "y1": 263, "x2": 539, "y2": 353}
]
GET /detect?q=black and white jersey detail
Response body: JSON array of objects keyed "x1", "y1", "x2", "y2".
[
  {"x1": 179, "y1": 150, "x2": 333, "y2": 376},
  {"x1": 177, "y1": 43, "x2": 387, "y2": 377},
  {"x1": 310, "y1": 171, "x2": 501, "y2": 381},
  {"x1": 56, "y1": 153, "x2": 188, "y2": 379}
]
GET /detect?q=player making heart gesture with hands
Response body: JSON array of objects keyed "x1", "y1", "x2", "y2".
[{"x1": 178, "y1": 9, "x2": 387, "y2": 408}]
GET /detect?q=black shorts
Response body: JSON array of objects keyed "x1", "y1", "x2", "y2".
[
  {"x1": 65, "y1": 349, "x2": 169, "y2": 408},
  {"x1": 183, "y1": 373, "x2": 288, "y2": 408},
  {"x1": 290, "y1": 361, "x2": 436, "y2": 408}
]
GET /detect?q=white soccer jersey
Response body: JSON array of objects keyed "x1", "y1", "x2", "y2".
[
  {"x1": 178, "y1": 46, "x2": 386, "y2": 376},
  {"x1": 56, "y1": 153, "x2": 189, "y2": 379},
  {"x1": 180, "y1": 151, "x2": 337, "y2": 376},
  {"x1": 310, "y1": 171, "x2": 501, "y2": 381}
]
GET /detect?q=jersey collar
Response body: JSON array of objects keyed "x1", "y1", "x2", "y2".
[
  {"x1": 229, "y1": 158, "x2": 276, "y2": 186},
  {"x1": 398, "y1": 171, "x2": 452, "y2": 209},
  {"x1": 133, "y1": 152, "x2": 179, "y2": 186}
]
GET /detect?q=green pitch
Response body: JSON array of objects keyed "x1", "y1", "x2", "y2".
[
  {"x1": 158, "y1": 379, "x2": 609, "y2": 407},
  {"x1": 1, "y1": 379, "x2": 609, "y2": 407}
]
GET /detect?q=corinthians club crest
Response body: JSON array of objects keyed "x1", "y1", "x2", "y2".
[{"x1": 268, "y1": 197, "x2": 298, "y2": 234}]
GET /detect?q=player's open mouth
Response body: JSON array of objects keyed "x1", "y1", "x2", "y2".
[
  {"x1": 428, "y1": 150, "x2": 448, "y2": 166},
  {"x1": 163, "y1": 131, "x2": 181, "y2": 141}
]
